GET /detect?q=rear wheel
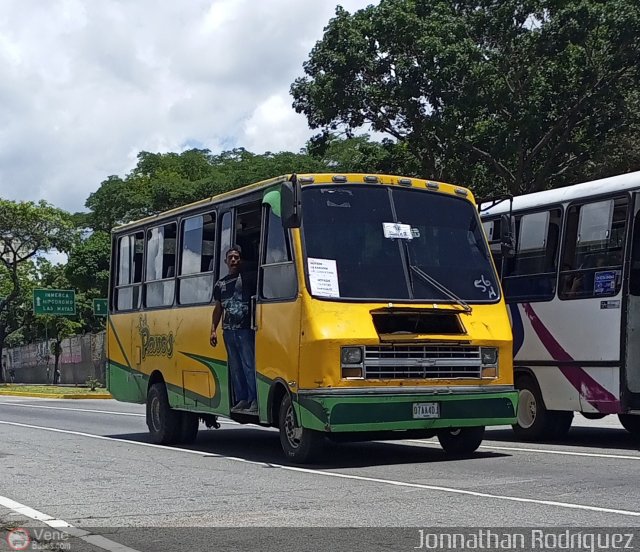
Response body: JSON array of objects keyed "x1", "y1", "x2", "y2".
[
  {"x1": 278, "y1": 393, "x2": 324, "y2": 464},
  {"x1": 437, "y1": 427, "x2": 485, "y2": 456},
  {"x1": 146, "y1": 382, "x2": 182, "y2": 445},
  {"x1": 512, "y1": 374, "x2": 573, "y2": 440},
  {"x1": 619, "y1": 414, "x2": 640, "y2": 436}
]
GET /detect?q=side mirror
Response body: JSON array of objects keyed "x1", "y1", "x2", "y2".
[
  {"x1": 500, "y1": 213, "x2": 516, "y2": 258},
  {"x1": 281, "y1": 178, "x2": 302, "y2": 228}
]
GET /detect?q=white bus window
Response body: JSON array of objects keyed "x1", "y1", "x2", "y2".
[
  {"x1": 115, "y1": 232, "x2": 143, "y2": 311},
  {"x1": 179, "y1": 213, "x2": 216, "y2": 304},
  {"x1": 578, "y1": 200, "x2": 614, "y2": 245},
  {"x1": 560, "y1": 197, "x2": 627, "y2": 300},
  {"x1": 519, "y1": 211, "x2": 549, "y2": 252},
  {"x1": 145, "y1": 223, "x2": 177, "y2": 308}
]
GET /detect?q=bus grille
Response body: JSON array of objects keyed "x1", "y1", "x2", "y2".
[{"x1": 363, "y1": 345, "x2": 482, "y2": 379}]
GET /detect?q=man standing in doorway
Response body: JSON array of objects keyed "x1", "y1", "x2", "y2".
[{"x1": 210, "y1": 246, "x2": 258, "y2": 413}]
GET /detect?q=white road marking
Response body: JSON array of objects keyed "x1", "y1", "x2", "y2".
[
  {"x1": 1, "y1": 420, "x2": 639, "y2": 518},
  {"x1": 404, "y1": 439, "x2": 640, "y2": 461},
  {"x1": 0, "y1": 402, "x2": 239, "y2": 424},
  {"x1": 0, "y1": 495, "x2": 141, "y2": 552},
  {"x1": 0, "y1": 403, "x2": 145, "y2": 417}
]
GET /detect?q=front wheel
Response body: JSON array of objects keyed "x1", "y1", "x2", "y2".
[
  {"x1": 146, "y1": 383, "x2": 182, "y2": 445},
  {"x1": 278, "y1": 393, "x2": 324, "y2": 463},
  {"x1": 619, "y1": 414, "x2": 640, "y2": 436},
  {"x1": 437, "y1": 427, "x2": 485, "y2": 456}
]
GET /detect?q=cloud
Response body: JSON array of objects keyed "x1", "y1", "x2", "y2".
[{"x1": 0, "y1": 0, "x2": 377, "y2": 213}]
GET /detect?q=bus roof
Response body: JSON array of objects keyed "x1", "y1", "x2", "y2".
[
  {"x1": 113, "y1": 172, "x2": 476, "y2": 233},
  {"x1": 481, "y1": 170, "x2": 640, "y2": 217}
]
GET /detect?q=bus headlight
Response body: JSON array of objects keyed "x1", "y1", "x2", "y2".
[
  {"x1": 481, "y1": 347, "x2": 498, "y2": 366},
  {"x1": 341, "y1": 347, "x2": 363, "y2": 364},
  {"x1": 481, "y1": 347, "x2": 498, "y2": 379},
  {"x1": 341, "y1": 347, "x2": 364, "y2": 379}
]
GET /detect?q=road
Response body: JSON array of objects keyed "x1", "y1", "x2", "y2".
[{"x1": 1, "y1": 397, "x2": 639, "y2": 550}]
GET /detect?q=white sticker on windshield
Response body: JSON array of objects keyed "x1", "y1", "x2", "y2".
[
  {"x1": 308, "y1": 258, "x2": 340, "y2": 298},
  {"x1": 383, "y1": 222, "x2": 413, "y2": 240},
  {"x1": 474, "y1": 275, "x2": 497, "y2": 299}
]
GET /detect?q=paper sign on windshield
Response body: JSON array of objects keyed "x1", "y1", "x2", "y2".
[
  {"x1": 383, "y1": 222, "x2": 413, "y2": 240},
  {"x1": 308, "y1": 258, "x2": 340, "y2": 297}
]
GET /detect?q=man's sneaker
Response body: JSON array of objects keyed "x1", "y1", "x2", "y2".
[
  {"x1": 232, "y1": 400, "x2": 250, "y2": 411},
  {"x1": 247, "y1": 400, "x2": 258, "y2": 413}
]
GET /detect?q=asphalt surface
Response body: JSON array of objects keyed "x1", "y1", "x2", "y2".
[{"x1": 1, "y1": 397, "x2": 639, "y2": 550}]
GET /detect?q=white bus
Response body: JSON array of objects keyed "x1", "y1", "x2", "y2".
[{"x1": 481, "y1": 171, "x2": 640, "y2": 440}]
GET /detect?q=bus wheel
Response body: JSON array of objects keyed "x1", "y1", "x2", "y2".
[
  {"x1": 618, "y1": 414, "x2": 640, "y2": 436},
  {"x1": 278, "y1": 393, "x2": 324, "y2": 464},
  {"x1": 179, "y1": 412, "x2": 199, "y2": 444},
  {"x1": 146, "y1": 383, "x2": 181, "y2": 445},
  {"x1": 437, "y1": 427, "x2": 485, "y2": 456},
  {"x1": 513, "y1": 375, "x2": 573, "y2": 440}
]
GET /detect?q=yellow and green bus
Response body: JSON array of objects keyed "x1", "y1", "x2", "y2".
[{"x1": 107, "y1": 173, "x2": 518, "y2": 463}]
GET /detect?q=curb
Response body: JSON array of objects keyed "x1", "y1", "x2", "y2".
[{"x1": 0, "y1": 391, "x2": 112, "y2": 400}]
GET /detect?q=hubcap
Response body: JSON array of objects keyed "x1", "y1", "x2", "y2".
[
  {"x1": 284, "y1": 405, "x2": 302, "y2": 448},
  {"x1": 518, "y1": 389, "x2": 537, "y2": 429}
]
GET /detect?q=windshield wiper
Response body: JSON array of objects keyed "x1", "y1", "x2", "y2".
[{"x1": 409, "y1": 264, "x2": 473, "y2": 314}]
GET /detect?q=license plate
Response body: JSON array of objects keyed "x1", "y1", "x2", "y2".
[{"x1": 412, "y1": 402, "x2": 440, "y2": 419}]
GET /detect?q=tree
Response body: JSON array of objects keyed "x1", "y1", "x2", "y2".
[
  {"x1": 0, "y1": 200, "x2": 77, "y2": 381},
  {"x1": 84, "y1": 148, "x2": 330, "y2": 230},
  {"x1": 291, "y1": 0, "x2": 640, "y2": 197}
]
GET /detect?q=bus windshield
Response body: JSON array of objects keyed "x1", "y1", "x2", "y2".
[{"x1": 302, "y1": 185, "x2": 499, "y2": 302}]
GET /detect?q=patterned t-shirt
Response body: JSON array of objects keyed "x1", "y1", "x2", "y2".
[{"x1": 213, "y1": 272, "x2": 255, "y2": 330}]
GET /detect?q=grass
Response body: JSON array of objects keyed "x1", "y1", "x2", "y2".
[{"x1": 0, "y1": 384, "x2": 110, "y2": 395}]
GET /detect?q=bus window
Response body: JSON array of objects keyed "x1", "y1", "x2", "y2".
[
  {"x1": 218, "y1": 211, "x2": 232, "y2": 279},
  {"x1": 559, "y1": 197, "x2": 627, "y2": 300},
  {"x1": 502, "y1": 209, "x2": 560, "y2": 302},
  {"x1": 260, "y1": 206, "x2": 296, "y2": 300},
  {"x1": 115, "y1": 232, "x2": 144, "y2": 311},
  {"x1": 179, "y1": 213, "x2": 216, "y2": 304},
  {"x1": 145, "y1": 223, "x2": 177, "y2": 308}
]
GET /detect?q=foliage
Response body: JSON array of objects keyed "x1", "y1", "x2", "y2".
[
  {"x1": 0, "y1": 200, "x2": 77, "y2": 381},
  {"x1": 65, "y1": 231, "x2": 111, "y2": 298},
  {"x1": 291, "y1": 0, "x2": 640, "y2": 196},
  {"x1": 84, "y1": 148, "x2": 329, "y2": 231}
]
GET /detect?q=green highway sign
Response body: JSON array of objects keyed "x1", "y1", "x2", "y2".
[
  {"x1": 33, "y1": 289, "x2": 76, "y2": 316},
  {"x1": 93, "y1": 298, "x2": 108, "y2": 317}
]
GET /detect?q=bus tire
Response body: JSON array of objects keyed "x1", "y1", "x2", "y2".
[
  {"x1": 278, "y1": 393, "x2": 324, "y2": 464},
  {"x1": 437, "y1": 427, "x2": 485, "y2": 456},
  {"x1": 618, "y1": 414, "x2": 640, "y2": 436},
  {"x1": 179, "y1": 412, "x2": 199, "y2": 444},
  {"x1": 513, "y1": 375, "x2": 572, "y2": 440},
  {"x1": 146, "y1": 383, "x2": 182, "y2": 445}
]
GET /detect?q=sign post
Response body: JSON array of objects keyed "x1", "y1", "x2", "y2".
[{"x1": 33, "y1": 289, "x2": 76, "y2": 316}]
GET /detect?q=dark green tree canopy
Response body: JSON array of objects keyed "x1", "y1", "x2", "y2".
[{"x1": 291, "y1": 0, "x2": 640, "y2": 196}]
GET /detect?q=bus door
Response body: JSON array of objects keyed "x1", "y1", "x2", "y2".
[
  {"x1": 623, "y1": 193, "x2": 640, "y2": 411},
  {"x1": 254, "y1": 201, "x2": 301, "y2": 418}
]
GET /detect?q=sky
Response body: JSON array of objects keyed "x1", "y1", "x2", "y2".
[{"x1": 0, "y1": 0, "x2": 377, "y2": 214}]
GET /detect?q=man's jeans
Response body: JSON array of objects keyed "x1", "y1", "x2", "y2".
[{"x1": 223, "y1": 328, "x2": 256, "y2": 404}]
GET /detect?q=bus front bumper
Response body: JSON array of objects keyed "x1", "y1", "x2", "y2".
[{"x1": 295, "y1": 388, "x2": 518, "y2": 433}]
